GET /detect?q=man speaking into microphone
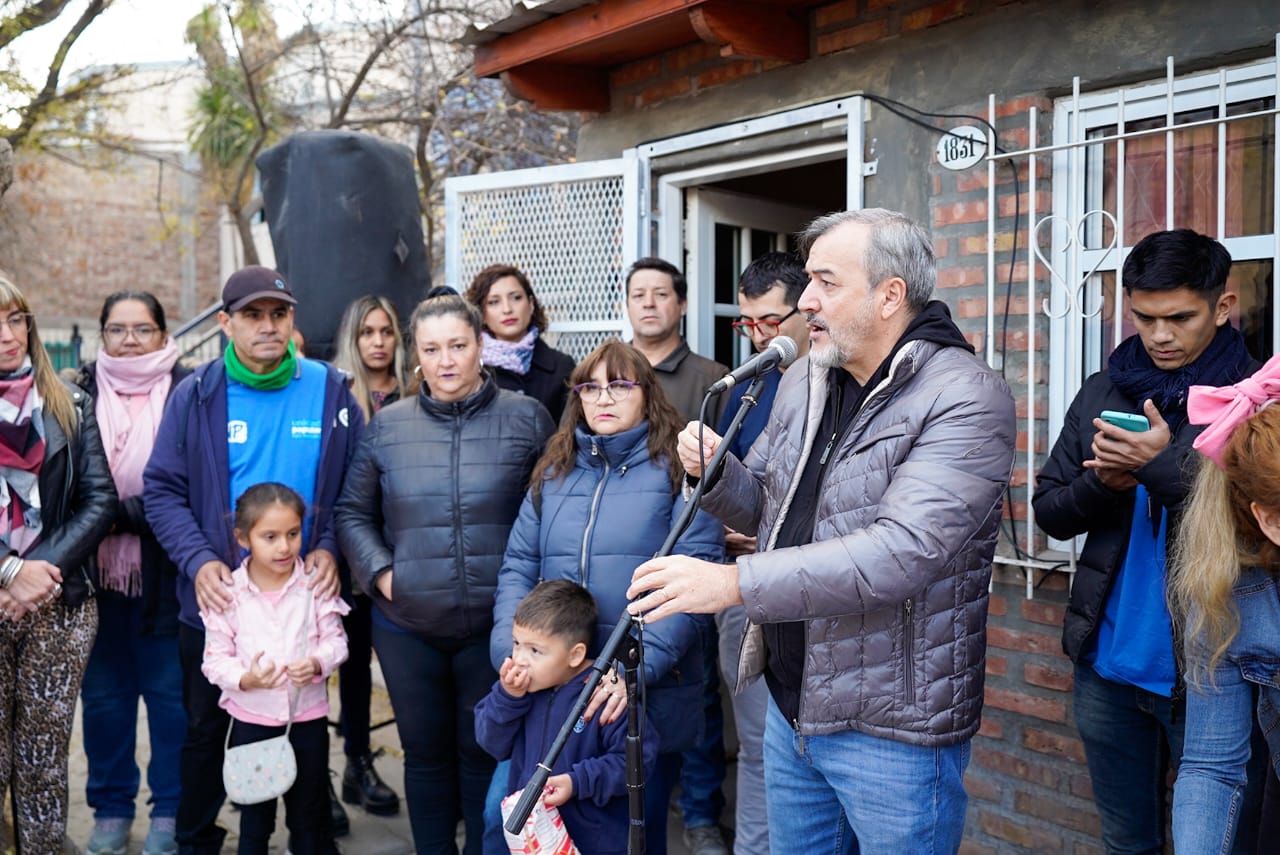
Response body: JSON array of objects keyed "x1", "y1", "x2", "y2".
[{"x1": 627, "y1": 209, "x2": 1015, "y2": 853}]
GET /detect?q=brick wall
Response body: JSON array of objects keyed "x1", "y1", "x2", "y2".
[{"x1": 0, "y1": 150, "x2": 222, "y2": 338}]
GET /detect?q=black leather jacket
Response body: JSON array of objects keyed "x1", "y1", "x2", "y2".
[
  {"x1": 22, "y1": 382, "x2": 117, "y2": 607},
  {"x1": 336, "y1": 375, "x2": 554, "y2": 639}
]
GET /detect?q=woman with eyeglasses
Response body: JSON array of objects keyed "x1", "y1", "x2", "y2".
[
  {"x1": 465, "y1": 265, "x2": 575, "y2": 424},
  {"x1": 336, "y1": 289, "x2": 555, "y2": 855},
  {"x1": 489, "y1": 339, "x2": 724, "y2": 855},
  {"x1": 76, "y1": 291, "x2": 189, "y2": 855},
  {"x1": 0, "y1": 272, "x2": 116, "y2": 854}
]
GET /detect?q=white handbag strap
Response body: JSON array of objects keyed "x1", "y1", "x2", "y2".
[{"x1": 223, "y1": 583, "x2": 315, "y2": 749}]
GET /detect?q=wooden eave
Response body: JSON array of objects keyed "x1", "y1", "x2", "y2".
[{"x1": 473, "y1": 0, "x2": 820, "y2": 112}]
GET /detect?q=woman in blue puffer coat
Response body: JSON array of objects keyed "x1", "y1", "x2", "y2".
[{"x1": 488, "y1": 339, "x2": 724, "y2": 855}]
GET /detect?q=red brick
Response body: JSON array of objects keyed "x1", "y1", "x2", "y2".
[
  {"x1": 1014, "y1": 790, "x2": 1102, "y2": 835},
  {"x1": 865, "y1": 0, "x2": 898, "y2": 8},
  {"x1": 977, "y1": 716, "x2": 1003, "y2": 740},
  {"x1": 984, "y1": 687, "x2": 1066, "y2": 722},
  {"x1": 817, "y1": 19, "x2": 891, "y2": 54},
  {"x1": 1024, "y1": 662, "x2": 1073, "y2": 692},
  {"x1": 963, "y1": 330, "x2": 984, "y2": 351},
  {"x1": 638, "y1": 77, "x2": 691, "y2": 107},
  {"x1": 815, "y1": 0, "x2": 861, "y2": 28},
  {"x1": 1073, "y1": 842, "x2": 1105, "y2": 855},
  {"x1": 963, "y1": 773, "x2": 1001, "y2": 803},
  {"x1": 696, "y1": 60, "x2": 758, "y2": 90},
  {"x1": 933, "y1": 237, "x2": 950, "y2": 258},
  {"x1": 610, "y1": 56, "x2": 662, "y2": 87},
  {"x1": 986, "y1": 655, "x2": 1008, "y2": 677},
  {"x1": 959, "y1": 232, "x2": 1017, "y2": 256},
  {"x1": 1023, "y1": 726, "x2": 1087, "y2": 763},
  {"x1": 666, "y1": 41, "x2": 720, "y2": 73},
  {"x1": 903, "y1": 0, "x2": 971, "y2": 31},
  {"x1": 977, "y1": 811, "x2": 1062, "y2": 850},
  {"x1": 1070, "y1": 772, "x2": 1094, "y2": 799},
  {"x1": 997, "y1": 190, "x2": 1053, "y2": 218},
  {"x1": 959, "y1": 840, "x2": 997, "y2": 855},
  {"x1": 932, "y1": 199, "x2": 988, "y2": 226},
  {"x1": 974, "y1": 746, "x2": 1061, "y2": 787},
  {"x1": 987, "y1": 592, "x2": 1007, "y2": 616},
  {"x1": 1020, "y1": 598, "x2": 1066, "y2": 627},
  {"x1": 996, "y1": 95, "x2": 1054, "y2": 120},
  {"x1": 936, "y1": 265, "x2": 986, "y2": 288},
  {"x1": 986, "y1": 625, "x2": 1061, "y2": 656},
  {"x1": 954, "y1": 170, "x2": 991, "y2": 193}
]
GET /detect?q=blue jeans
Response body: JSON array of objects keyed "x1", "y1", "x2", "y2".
[
  {"x1": 81, "y1": 592, "x2": 185, "y2": 820},
  {"x1": 763, "y1": 700, "x2": 968, "y2": 854},
  {"x1": 1073, "y1": 661, "x2": 1185, "y2": 854},
  {"x1": 677, "y1": 618, "x2": 726, "y2": 829},
  {"x1": 373, "y1": 624, "x2": 495, "y2": 855},
  {"x1": 716, "y1": 605, "x2": 769, "y2": 855}
]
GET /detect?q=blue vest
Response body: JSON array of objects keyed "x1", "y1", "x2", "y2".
[{"x1": 227, "y1": 359, "x2": 326, "y2": 550}]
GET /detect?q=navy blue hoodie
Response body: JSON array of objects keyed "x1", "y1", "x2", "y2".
[{"x1": 475, "y1": 671, "x2": 659, "y2": 855}]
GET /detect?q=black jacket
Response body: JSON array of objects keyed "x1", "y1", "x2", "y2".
[
  {"x1": 1032, "y1": 358, "x2": 1258, "y2": 661},
  {"x1": 336, "y1": 375, "x2": 554, "y2": 639},
  {"x1": 489, "y1": 338, "x2": 575, "y2": 425},
  {"x1": 77, "y1": 361, "x2": 190, "y2": 634},
  {"x1": 22, "y1": 382, "x2": 117, "y2": 607}
]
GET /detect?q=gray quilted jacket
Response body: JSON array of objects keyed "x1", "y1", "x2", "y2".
[{"x1": 703, "y1": 341, "x2": 1015, "y2": 746}]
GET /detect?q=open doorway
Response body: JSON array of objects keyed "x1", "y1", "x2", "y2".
[{"x1": 681, "y1": 156, "x2": 845, "y2": 368}]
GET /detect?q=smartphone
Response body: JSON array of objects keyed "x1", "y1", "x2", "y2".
[{"x1": 1100, "y1": 410, "x2": 1150, "y2": 432}]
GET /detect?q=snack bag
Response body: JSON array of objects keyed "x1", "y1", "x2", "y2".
[{"x1": 499, "y1": 787, "x2": 580, "y2": 855}]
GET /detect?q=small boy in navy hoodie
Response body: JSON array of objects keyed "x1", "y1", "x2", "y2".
[{"x1": 475, "y1": 580, "x2": 657, "y2": 855}]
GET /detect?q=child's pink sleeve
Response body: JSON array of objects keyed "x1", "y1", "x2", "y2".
[
  {"x1": 200, "y1": 607, "x2": 245, "y2": 692},
  {"x1": 309, "y1": 596, "x2": 351, "y2": 680}
]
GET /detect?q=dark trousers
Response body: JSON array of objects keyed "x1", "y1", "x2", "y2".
[
  {"x1": 373, "y1": 624, "x2": 496, "y2": 855},
  {"x1": 176, "y1": 624, "x2": 230, "y2": 855},
  {"x1": 338, "y1": 594, "x2": 373, "y2": 758},
  {"x1": 230, "y1": 717, "x2": 336, "y2": 855}
]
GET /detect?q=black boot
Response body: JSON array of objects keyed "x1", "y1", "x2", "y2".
[
  {"x1": 342, "y1": 750, "x2": 400, "y2": 816},
  {"x1": 329, "y1": 775, "x2": 351, "y2": 837}
]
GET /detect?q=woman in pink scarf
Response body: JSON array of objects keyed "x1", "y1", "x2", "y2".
[{"x1": 77, "y1": 291, "x2": 188, "y2": 855}]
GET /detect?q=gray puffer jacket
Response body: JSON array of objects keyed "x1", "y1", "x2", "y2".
[{"x1": 703, "y1": 342, "x2": 1015, "y2": 746}]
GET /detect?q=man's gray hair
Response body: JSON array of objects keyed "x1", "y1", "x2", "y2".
[{"x1": 798, "y1": 209, "x2": 936, "y2": 312}]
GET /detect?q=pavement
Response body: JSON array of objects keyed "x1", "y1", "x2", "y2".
[{"x1": 53, "y1": 659, "x2": 727, "y2": 854}]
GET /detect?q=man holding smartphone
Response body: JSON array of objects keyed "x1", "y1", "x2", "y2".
[{"x1": 1033, "y1": 229, "x2": 1263, "y2": 853}]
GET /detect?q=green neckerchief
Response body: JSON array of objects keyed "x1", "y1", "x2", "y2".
[{"x1": 224, "y1": 339, "x2": 297, "y2": 391}]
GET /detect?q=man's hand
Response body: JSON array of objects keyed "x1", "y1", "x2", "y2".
[
  {"x1": 626, "y1": 556, "x2": 742, "y2": 624},
  {"x1": 1093, "y1": 467, "x2": 1139, "y2": 491},
  {"x1": 1085, "y1": 399, "x2": 1171, "y2": 476},
  {"x1": 677, "y1": 422, "x2": 722, "y2": 478},
  {"x1": 195, "y1": 560, "x2": 235, "y2": 614},
  {"x1": 498, "y1": 657, "x2": 531, "y2": 698},
  {"x1": 302, "y1": 549, "x2": 340, "y2": 600},
  {"x1": 543, "y1": 775, "x2": 573, "y2": 807},
  {"x1": 583, "y1": 668, "x2": 626, "y2": 724},
  {"x1": 724, "y1": 527, "x2": 757, "y2": 557},
  {"x1": 239, "y1": 651, "x2": 286, "y2": 690}
]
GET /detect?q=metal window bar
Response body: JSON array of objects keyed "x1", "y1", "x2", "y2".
[{"x1": 983, "y1": 37, "x2": 1280, "y2": 598}]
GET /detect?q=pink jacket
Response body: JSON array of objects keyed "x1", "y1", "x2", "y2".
[{"x1": 201, "y1": 560, "x2": 350, "y2": 725}]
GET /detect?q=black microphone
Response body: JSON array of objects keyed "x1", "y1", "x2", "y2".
[{"x1": 707, "y1": 336, "x2": 799, "y2": 394}]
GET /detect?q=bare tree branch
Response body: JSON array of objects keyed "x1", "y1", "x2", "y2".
[{"x1": 0, "y1": 0, "x2": 74, "y2": 50}]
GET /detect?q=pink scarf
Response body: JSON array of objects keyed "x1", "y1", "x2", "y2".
[{"x1": 95, "y1": 339, "x2": 178, "y2": 595}]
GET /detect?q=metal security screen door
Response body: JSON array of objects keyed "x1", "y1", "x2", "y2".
[{"x1": 444, "y1": 157, "x2": 644, "y2": 360}]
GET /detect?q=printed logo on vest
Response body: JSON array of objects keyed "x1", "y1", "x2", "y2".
[
  {"x1": 228, "y1": 420, "x2": 248, "y2": 444},
  {"x1": 290, "y1": 419, "x2": 322, "y2": 440}
]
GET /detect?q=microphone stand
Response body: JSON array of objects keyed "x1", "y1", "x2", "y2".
[{"x1": 504, "y1": 371, "x2": 772, "y2": 853}]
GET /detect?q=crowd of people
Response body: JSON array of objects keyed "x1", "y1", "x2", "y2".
[{"x1": 0, "y1": 209, "x2": 1275, "y2": 855}]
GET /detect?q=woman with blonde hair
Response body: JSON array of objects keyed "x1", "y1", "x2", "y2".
[
  {"x1": 1171, "y1": 355, "x2": 1280, "y2": 853},
  {"x1": 327, "y1": 295, "x2": 407, "y2": 821},
  {"x1": 0, "y1": 272, "x2": 116, "y2": 854}
]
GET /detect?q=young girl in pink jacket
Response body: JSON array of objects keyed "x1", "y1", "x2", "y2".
[{"x1": 201, "y1": 483, "x2": 349, "y2": 855}]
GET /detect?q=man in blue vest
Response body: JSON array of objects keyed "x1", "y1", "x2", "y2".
[{"x1": 144, "y1": 267, "x2": 364, "y2": 855}]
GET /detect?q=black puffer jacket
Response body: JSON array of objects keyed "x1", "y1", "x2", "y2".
[
  {"x1": 24, "y1": 382, "x2": 117, "y2": 607},
  {"x1": 77, "y1": 361, "x2": 189, "y2": 634},
  {"x1": 336, "y1": 375, "x2": 554, "y2": 638},
  {"x1": 1033, "y1": 358, "x2": 1258, "y2": 661}
]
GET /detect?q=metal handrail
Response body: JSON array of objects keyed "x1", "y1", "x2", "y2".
[{"x1": 173, "y1": 300, "x2": 224, "y2": 363}]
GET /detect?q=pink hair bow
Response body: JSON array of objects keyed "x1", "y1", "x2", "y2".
[{"x1": 1188, "y1": 354, "x2": 1280, "y2": 467}]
